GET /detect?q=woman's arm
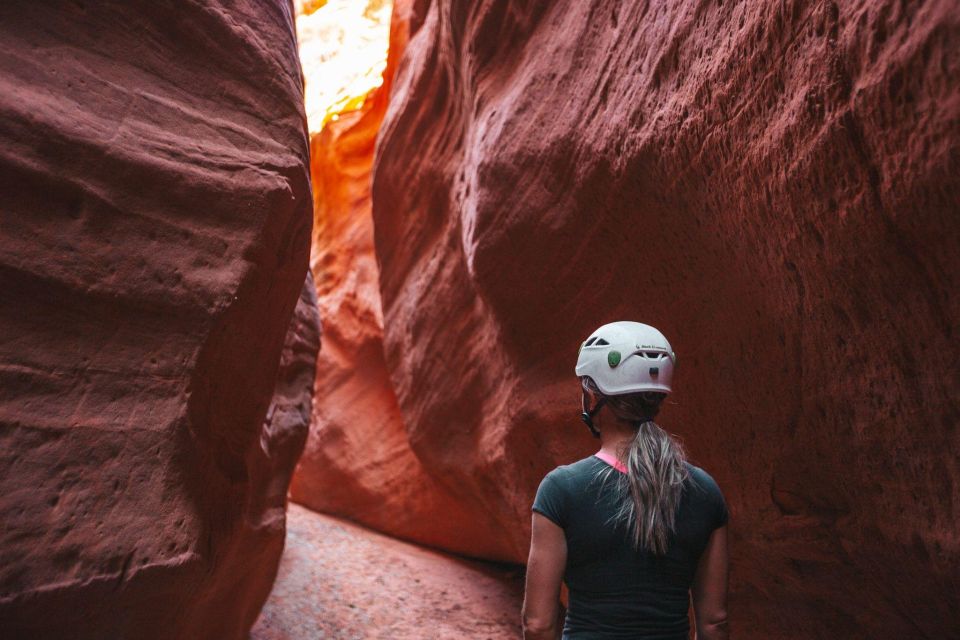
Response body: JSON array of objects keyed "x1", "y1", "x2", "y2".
[
  {"x1": 522, "y1": 513, "x2": 567, "y2": 640},
  {"x1": 691, "y1": 525, "x2": 729, "y2": 640}
]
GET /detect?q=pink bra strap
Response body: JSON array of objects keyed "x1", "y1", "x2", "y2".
[{"x1": 594, "y1": 450, "x2": 628, "y2": 474}]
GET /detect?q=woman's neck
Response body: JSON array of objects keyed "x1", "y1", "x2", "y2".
[{"x1": 598, "y1": 423, "x2": 636, "y2": 461}]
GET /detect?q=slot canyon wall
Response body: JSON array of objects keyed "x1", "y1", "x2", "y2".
[
  {"x1": 0, "y1": 2, "x2": 318, "y2": 638},
  {"x1": 290, "y1": 0, "x2": 517, "y2": 560},
  {"x1": 301, "y1": 0, "x2": 960, "y2": 637}
]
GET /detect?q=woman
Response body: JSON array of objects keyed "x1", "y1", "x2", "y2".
[{"x1": 523, "y1": 321, "x2": 729, "y2": 640}]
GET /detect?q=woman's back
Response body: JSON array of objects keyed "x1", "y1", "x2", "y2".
[{"x1": 533, "y1": 456, "x2": 728, "y2": 639}]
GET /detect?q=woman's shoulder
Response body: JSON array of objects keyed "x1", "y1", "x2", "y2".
[
  {"x1": 683, "y1": 462, "x2": 729, "y2": 527},
  {"x1": 683, "y1": 461, "x2": 725, "y2": 497},
  {"x1": 551, "y1": 455, "x2": 604, "y2": 476},
  {"x1": 541, "y1": 455, "x2": 604, "y2": 486}
]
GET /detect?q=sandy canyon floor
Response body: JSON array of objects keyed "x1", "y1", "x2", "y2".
[{"x1": 251, "y1": 504, "x2": 524, "y2": 639}]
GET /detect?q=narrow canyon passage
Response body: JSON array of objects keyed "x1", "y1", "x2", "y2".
[
  {"x1": 254, "y1": 3, "x2": 528, "y2": 636},
  {"x1": 251, "y1": 505, "x2": 523, "y2": 639},
  {"x1": 0, "y1": 0, "x2": 957, "y2": 638},
  {"x1": 286, "y1": 0, "x2": 960, "y2": 637}
]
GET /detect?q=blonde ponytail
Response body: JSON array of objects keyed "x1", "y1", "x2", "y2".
[{"x1": 583, "y1": 379, "x2": 688, "y2": 553}]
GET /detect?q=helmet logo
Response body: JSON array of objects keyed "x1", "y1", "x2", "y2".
[{"x1": 607, "y1": 350, "x2": 621, "y2": 367}]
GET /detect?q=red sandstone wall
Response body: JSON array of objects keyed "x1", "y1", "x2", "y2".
[
  {"x1": 0, "y1": 2, "x2": 317, "y2": 638},
  {"x1": 368, "y1": 0, "x2": 960, "y2": 636},
  {"x1": 289, "y1": 0, "x2": 514, "y2": 559}
]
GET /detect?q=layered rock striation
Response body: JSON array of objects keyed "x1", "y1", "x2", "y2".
[
  {"x1": 0, "y1": 1, "x2": 317, "y2": 638},
  {"x1": 365, "y1": 0, "x2": 959, "y2": 636}
]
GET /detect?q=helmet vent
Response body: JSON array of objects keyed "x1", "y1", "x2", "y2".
[
  {"x1": 644, "y1": 352, "x2": 661, "y2": 359},
  {"x1": 585, "y1": 337, "x2": 598, "y2": 346},
  {"x1": 594, "y1": 338, "x2": 610, "y2": 346}
]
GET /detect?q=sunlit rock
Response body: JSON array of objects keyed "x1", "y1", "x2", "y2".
[
  {"x1": 288, "y1": 0, "x2": 515, "y2": 559},
  {"x1": 296, "y1": 0, "x2": 393, "y2": 132}
]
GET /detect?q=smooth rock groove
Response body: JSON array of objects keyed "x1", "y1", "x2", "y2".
[
  {"x1": 364, "y1": 0, "x2": 957, "y2": 637},
  {"x1": 0, "y1": 2, "x2": 318, "y2": 638}
]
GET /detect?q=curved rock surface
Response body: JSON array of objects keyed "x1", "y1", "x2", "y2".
[
  {"x1": 0, "y1": 2, "x2": 315, "y2": 638},
  {"x1": 368, "y1": 0, "x2": 960, "y2": 636},
  {"x1": 290, "y1": 0, "x2": 515, "y2": 559}
]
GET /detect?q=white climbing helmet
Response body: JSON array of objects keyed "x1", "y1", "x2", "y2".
[{"x1": 575, "y1": 321, "x2": 676, "y2": 396}]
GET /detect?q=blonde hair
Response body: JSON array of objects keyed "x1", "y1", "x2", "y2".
[{"x1": 583, "y1": 378, "x2": 688, "y2": 554}]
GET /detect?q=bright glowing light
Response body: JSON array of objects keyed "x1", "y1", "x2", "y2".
[{"x1": 295, "y1": 0, "x2": 393, "y2": 133}]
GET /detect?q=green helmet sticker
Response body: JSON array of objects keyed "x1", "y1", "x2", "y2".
[{"x1": 607, "y1": 350, "x2": 621, "y2": 367}]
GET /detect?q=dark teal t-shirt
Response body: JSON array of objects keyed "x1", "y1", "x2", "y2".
[{"x1": 532, "y1": 456, "x2": 728, "y2": 640}]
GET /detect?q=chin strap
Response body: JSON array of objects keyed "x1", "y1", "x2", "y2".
[{"x1": 580, "y1": 391, "x2": 605, "y2": 439}]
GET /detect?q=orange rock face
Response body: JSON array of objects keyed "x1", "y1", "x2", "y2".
[
  {"x1": 289, "y1": 0, "x2": 516, "y2": 560},
  {"x1": 365, "y1": 0, "x2": 959, "y2": 637},
  {"x1": 0, "y1": 2, "x2": 316, "y2": 638}
]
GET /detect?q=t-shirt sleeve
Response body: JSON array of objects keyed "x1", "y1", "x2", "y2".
[
  {"x1": 691, "y1": 465, "x2": 729, "y2": 530},
  {"x1": 715, "y1": 489, "x2": 729, "y2": 529},
  {"x1": 531, "y1": 469, "x2": 568, "y2": 528},
  {"x1": 704, "y1": 470, "x2": 729, "y2": 529}
]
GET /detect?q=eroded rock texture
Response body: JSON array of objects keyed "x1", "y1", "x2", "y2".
[
  {"x1": 369, "y1": 0, "x2": 960, "y2": 636},
  {"x1": 0, "y1": 2, "x2": 316, "y2": 638},
  {"x1": 289, "y1": 0, "x2": 513, "y2": 559}
]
